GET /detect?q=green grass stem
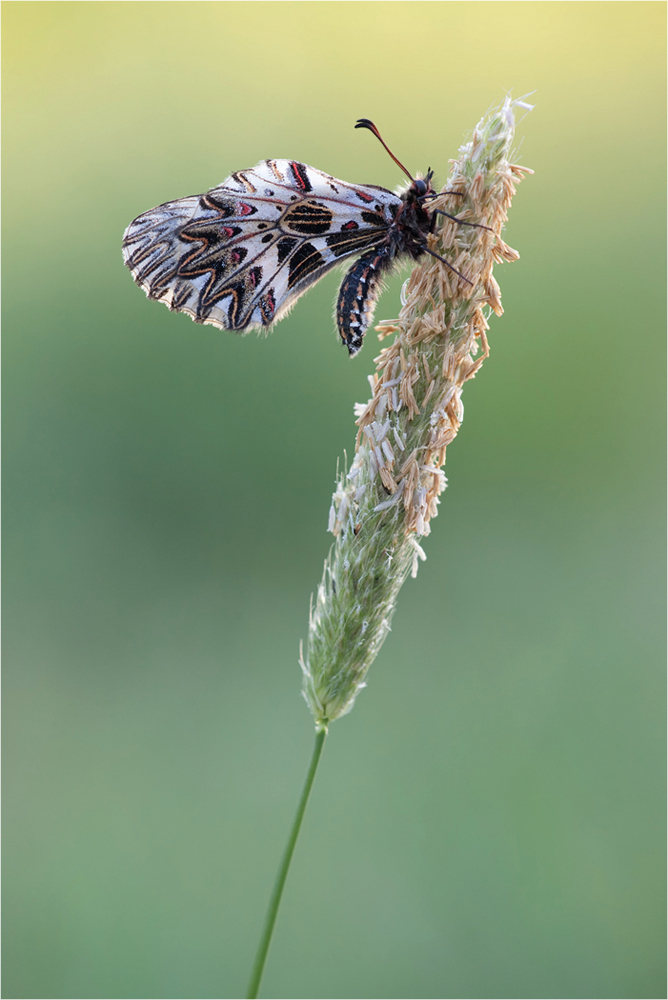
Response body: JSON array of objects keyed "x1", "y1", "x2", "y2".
[{"x1": 246, "y1": 727, "x2": 327, "y2": 999}]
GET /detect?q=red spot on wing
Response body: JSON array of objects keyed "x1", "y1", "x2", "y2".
[
  {"x1": 238, "y1": 203, "x2": 254, "y2": 216},
  {"x1": 289, "y1": 162, "x2": 312, "y2": 193},
  {"x1": 342, "y1": 220, "x2": 359, "y2": 231},
  {"x1": 354, "y1": 189, "x2": 374, "y2": 203}
]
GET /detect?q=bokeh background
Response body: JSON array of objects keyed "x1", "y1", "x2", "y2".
[{"x1": 3, "y1": 3, "x2": 665, "y2": 999}]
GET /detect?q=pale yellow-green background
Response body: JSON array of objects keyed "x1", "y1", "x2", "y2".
[{"x1": 3, "y1": 3, "x2": 665, "y2": 998}]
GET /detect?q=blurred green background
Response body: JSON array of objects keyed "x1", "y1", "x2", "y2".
[{"x1": 3, "y1": 3, "x2": 665, "y2": 998}]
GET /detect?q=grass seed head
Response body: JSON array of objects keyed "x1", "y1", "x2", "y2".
[{"x1": 301, "y1": 97, "x2": 533, "y2": 728}]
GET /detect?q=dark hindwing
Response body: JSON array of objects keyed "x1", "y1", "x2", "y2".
[{"x1": 122, "y1": 159, "x2": 400, "y2": 333}]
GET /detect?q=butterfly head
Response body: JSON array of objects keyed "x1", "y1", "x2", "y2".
[{"x1": 411, "y1": 169, "x2": 435, "y2": 199}]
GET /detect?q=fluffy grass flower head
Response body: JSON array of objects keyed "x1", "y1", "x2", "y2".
[{"x1": 301, "y1": 98, "x2": 532, "y2": 729}]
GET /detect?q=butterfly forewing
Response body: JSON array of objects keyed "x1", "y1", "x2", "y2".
[{"x1": 123, "y1": 159, "x2": 401, "y2": 334}]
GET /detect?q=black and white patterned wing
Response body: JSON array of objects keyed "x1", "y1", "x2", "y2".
[{"x1": 122, "y1": 159, "x2": 401, "y2": 333}]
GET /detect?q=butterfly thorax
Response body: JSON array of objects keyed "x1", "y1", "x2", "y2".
[{"x1": 386, "y1": 179, "x2": 434, "y2": 256}]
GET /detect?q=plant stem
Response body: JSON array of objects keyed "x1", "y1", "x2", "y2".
[{"x1": 246, "y1": 727, "x2": 327, "y2": 999}]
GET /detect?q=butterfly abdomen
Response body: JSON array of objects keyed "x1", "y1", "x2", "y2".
[{"x1": 336, "y1": 247, "x2": 393, "y2": 356}]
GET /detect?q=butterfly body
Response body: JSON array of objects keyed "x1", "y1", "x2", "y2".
[{"x1": 123, "y1": 156, "x2": 438, "y2": 357}]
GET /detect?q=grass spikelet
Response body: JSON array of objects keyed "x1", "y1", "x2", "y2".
[{"x1": 301, "y1": 98, "x2": 533, "y2": 728}]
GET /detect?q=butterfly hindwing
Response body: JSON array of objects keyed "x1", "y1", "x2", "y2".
[{"x1": 122, "y1": 160, "x2": 401, "y2": 333}]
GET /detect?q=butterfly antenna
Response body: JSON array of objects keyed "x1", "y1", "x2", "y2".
[{"x1": 355, "y1": 119, "x2": 414, "y2": 183}]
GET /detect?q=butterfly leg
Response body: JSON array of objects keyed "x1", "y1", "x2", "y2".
[
  {"x1": 336, "y1": 248, "x2": 392, "y2": 356},
  {"x1": 431, "y1": 209, "x2": 493, "y2": 232},
  {"x1": 420, "y1": 246, "x2": 473, "y2": 286}
]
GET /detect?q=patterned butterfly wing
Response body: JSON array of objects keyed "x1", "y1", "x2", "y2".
[{"x1": 122, "y1": 160, "x2": 401, "y2": 335}]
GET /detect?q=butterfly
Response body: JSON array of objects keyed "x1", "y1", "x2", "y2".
[{"x1": 122, "y1": 120, "x2": 489, "y2": 357}]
